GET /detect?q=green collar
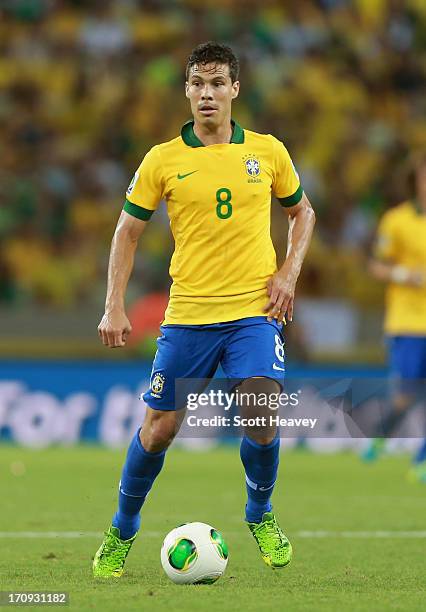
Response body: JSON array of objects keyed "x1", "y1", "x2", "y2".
[{"x1": 181, "y1": 119, "x2": 244, "y2": 147}]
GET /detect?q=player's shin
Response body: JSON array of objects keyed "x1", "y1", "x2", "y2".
[
  {"x1": 112, "y1": 428, "x2": 166, "y2": 539},
  {"x1": 240, "y1": 434, "x2": 280, "y2": 523}
]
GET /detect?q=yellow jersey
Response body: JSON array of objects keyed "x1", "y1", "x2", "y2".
[
  {"x1": 375, "y1": 200, "x2": 426, "y2": 335},
  {"x1": 124, "y1": 120, "x2": 302, "y2": 325}
]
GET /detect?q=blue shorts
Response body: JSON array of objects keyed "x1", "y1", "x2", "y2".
[
  {"x1": 143, "y1": 317, "x2": 285, "y2": 411},
  {"x1": 388, "y1": 335, "x2": 426, "y2": 394}
]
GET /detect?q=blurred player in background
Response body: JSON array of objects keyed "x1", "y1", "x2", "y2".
[
  {"x1": 363, "y1": 153, "x2": 426, "y2": 482},
  {"x1": 93, "y1": 42, "x2": 315, "y2": 578}
]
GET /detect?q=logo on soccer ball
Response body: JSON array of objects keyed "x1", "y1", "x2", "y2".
[
  {"x1": 161, "y1": 522, "x2": 229, "y2": 584},
  {"x1": 126, "y1": 170, "x2": 139, "y2": 195},
  {"x1": 243, "y1": 155, "x2": 261, "y2": 177},
  {"x1": 151, "y1": 372, "x2": 165, "y2": 395}
]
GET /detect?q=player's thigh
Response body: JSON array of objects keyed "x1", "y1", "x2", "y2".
[
  {"x1": 388, "y1": 335, "x2": 426, "y2": 401},
  {"x1": 221, "y1": 318, "x2": 286, "y2": 381},
  {"x1": 221, "y1": 320, "x2": 285, "y2": 443},
  {"x1": 142, "y1": 326, "x2": 223, "y2": 411}
]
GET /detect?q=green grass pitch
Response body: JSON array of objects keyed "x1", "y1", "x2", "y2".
[{"x1": 1, "y1": 446, "x2": 425, "y2": 611}]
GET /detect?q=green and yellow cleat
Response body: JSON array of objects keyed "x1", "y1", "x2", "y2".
[
  {"x1": 93, "y1": 526, "x2": 137, "y2": 578},
  {"x1": 248, "y1": 511, "x2": 293, "y2": 569}
]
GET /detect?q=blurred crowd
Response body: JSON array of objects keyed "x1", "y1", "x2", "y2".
[{"x1": 0, "y1": 0, "x2": 425, "y2": 310}]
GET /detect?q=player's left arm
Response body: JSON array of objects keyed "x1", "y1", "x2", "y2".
[{"x1": 264, "y1": 192, "x2": 315, "y2": 323}]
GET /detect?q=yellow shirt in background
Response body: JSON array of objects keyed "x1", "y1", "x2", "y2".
[
  {"x1": 124, "y1": 120, "x2": 302, "y2": 325},
  {"x1": 375, "y1": 201, "x2": 426, "y2": 335}
]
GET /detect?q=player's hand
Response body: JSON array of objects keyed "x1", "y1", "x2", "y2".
[
  {"x1": 390, "y1": 266, "x2": 425, "y2": 287},
  {"x1": 97, "y1": 310, "x2": 132, "y2": 348},
  {"x1": 407, "y1": 270, "x2": 425, "y2": 288},
  {"x1": 263, "y1": 269, "x2": 296, "y2": 323}
]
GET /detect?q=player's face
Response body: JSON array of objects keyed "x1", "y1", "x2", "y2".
[{"x1": 185, "y1": 63, "x2": 239, "y2": 128}]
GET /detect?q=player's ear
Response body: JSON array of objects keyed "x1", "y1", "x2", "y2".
[
  {"x1": 185, "y1": 82, "x2": 190, "y2": 98},
  {"x1": 232, "y1": 81, "x2": 240, "y2": 99}
]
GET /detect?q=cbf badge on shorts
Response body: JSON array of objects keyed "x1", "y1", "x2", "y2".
[{"x1": 150, "y1": 372, "x2": 166, "y2": 398}]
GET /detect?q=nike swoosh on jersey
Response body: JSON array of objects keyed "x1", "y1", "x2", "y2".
[
  {"x1": 177, "y1": 170, "x2": 198, "y2": 180},
  {"x1": 272, "y1": 363, "x2": 285, "y2": 371}
]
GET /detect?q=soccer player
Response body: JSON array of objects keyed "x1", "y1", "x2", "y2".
[
  {"x1": 362, "y1": 153, "x2": 426, "y2": 481},
  {"x1": 93, "y1": 42, "x2": 315, "y2": 577}
]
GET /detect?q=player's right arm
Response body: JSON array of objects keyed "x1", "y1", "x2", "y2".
[
  {"x1": 98, "y1": 212, "x2": 147, "y2": 348},
  {"x1": 98, "y1": 146, "x2": 164, "y2": 348},
  {"x1": 370, "y1": 211, "x2": 424, "y2": 287}
]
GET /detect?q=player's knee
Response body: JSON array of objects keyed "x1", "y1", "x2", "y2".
[
  {"x1": 238, "y1": 376, "x2": 280, "y2": 444},
  {"x1": 140, "y1": 410, "x2": 180, "y2": 452},
  {"x1": 238, "y1": 376, "x2": 282, "y2": 407}
]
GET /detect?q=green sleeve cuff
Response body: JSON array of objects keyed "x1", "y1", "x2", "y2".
[
  {"x1": 277, "y1": 184, "x2": 303, "y2": 207},
  {"x1": 123, "y1": 199, "x2": 154, "y2": 220}
]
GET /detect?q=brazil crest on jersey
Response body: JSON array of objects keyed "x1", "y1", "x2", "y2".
[{"x1": 124, "y1": 120, "x2": 303, "y2": 325}]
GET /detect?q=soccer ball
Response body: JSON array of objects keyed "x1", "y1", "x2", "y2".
[{"x1": 160, "y1": 522, "x2": 229, "y2": 584}]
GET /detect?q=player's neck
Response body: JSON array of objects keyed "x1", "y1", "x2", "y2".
[{"x1": 193, "y1": 119, "x2": 233, "y2": 146}]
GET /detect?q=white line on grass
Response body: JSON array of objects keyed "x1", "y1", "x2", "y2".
[
  {"x1": 0, "y1": 531, "x2": 158, "y2": 538},
  {"x1": 0, "y1": 532, "x2": 104, "y2": 538},
  {"x1": 2, "y1": 530, "x2": 426, "y2": 539},
  {"x1": 297, "y1": 530, "x2": 426, "y2": 538}
]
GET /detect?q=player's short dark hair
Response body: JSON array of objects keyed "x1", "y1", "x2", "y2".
[{"x1": 186, "y1": 42, "x2": 239, "y2": 83}]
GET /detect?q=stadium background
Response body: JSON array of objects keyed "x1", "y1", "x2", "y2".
[
  {"x1": 1, "y1": 3, "x2": 426, "y2": 610},
  {"x1": 0, "y1": 0, "x2": 425, "y2": 447}
]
